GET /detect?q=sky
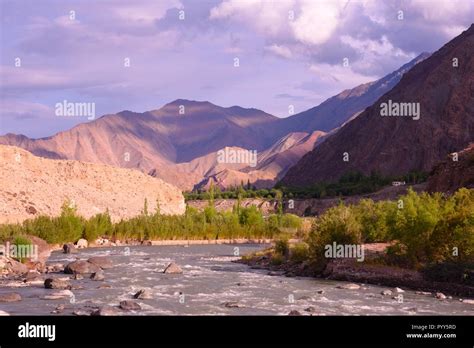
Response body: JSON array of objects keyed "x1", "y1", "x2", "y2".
[{"x1": 0, "y1": 0, "x2": 473, "y2": 138}]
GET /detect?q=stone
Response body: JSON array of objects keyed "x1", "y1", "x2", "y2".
[
  {"x1": 461, "y1": 299, "x2": 474, "y2": 304},
  {"x1": 42, "y1": 290, "x2": 72, "y2": 300},
  {"x1": 336, "y1": 283, "x2": 360, "y2": 290},
  {"x1": 0, "y1": 293, "x2": 22, "y2": 302},
  {"x1": 87, "y1": 256, "x2": 113, "y2": 269},
  {"x1": 64, "y1": 260, "x2": 101, "y2": 274},
  {"x1": 24, "y1": 271, "x2": 42, "y2": 282},
  {"x1": 436, "y1": 292, "x2": 447, "y2": 300},
  {"x1": 119, "y1": 300, "x2": 141, "y2": 311},
  {"x1": 223, "y1": 301, "x2": 241, "y2": 308},
  {"x1": 90, "y1": 270, "x2": 105, "y2": 281},
  {"x1": 317, "y1": 290, "x2": 325, "y2": 294},
  {"x1": 73, "y1": 310, "x2": 91, "y2": 316},
  {"x1": 76, "y1": 239, "x2": 88, "y2": 249},
  {"x1": 395, "y1": 287, "x2": 405, "y2": 293},
  {"x1": 381, "y1": 290, "x2": 393, "y2": 296},
  {"x1": 46, "y1": 263, "x2": 64, "y2": 273},
  {"x1": 134, "y1": 289, "x2": 153, "y2": 300},
  {"x1": 1, "y1": 256, "x2": 28, "y2": 274},
  {"x1": 92, "y1": 306, "x2": 122, "y2": 316},
  {"x1": 63, "y1": 243, "x2": 77, "y2": 254},
  {"x1": 44, "y1": 278, "x2": 71, "y2": 290},
  {"x1": 163, "y1": 262, "x2": 183, "y2": 274},
  {"x1": 288, "y1": 310, "x2": 302, "y2": 316},
  {"x1": 304, "y1": 306, "x2": 317, "y2": 313}
]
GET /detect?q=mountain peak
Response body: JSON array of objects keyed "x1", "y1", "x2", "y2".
[{"x1": 165, "y1": 99, "x2": 216, "y2": 108}]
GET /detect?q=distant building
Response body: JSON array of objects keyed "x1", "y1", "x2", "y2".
[{"x1": 392, "y1": 181, "x2": 406, "y2": 186}]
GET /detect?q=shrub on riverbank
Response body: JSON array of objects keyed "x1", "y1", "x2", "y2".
[
  {"x1": 0, "y1": 201, "x2": 302, "y2": 244},
  {"x1": 304, "y1": 188, "x2": 474, "y2": 269}
]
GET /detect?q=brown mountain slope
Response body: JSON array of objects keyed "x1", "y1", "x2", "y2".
[
  {"x1": 0, "y1": 101, "x2": 279, "y2": 172},
  {"x1": 280, "y1": 24, "x2": 474, "y2": 188},
  {"x1": 194, "y1": 131, "x2": 325, "y2": 190},
  {"x1": 275, "y1": 53, "x2": 430, "y2": 133},
  {"x1": 427, "y1": 144, "x2": 474, "y2": 193},
  {"x1": 0, "y1": 145, "x2": 185, "y2": 223}
]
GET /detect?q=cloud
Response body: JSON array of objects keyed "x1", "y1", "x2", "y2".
[
  {"x1": 1, "y1": 0, "x2": 473, "y2": 137},
  {"x1": 289, "y1": 0, "x2": 345, "y2": 45},
  {"x1": 0, "y1": 100, "x2": 53, "y2": 120},
  {"x1": 306, "y1": 62, "x2": 377, "y2": 90},
  {"x1": 264, "y1": 44, "x2": 293, "y2": 59}
]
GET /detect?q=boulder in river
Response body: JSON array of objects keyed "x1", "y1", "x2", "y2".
[
  {"x1": 92, "y1": 306, "x2": 122, "y2": 316},
  {"x1": 44, "y1": 278, "x2": 71, "y2": 290},
  {"x1": 223, "y1": 301, "x2": 242, "y2": 308},
  {"x1": 24, "y1": 270, "x2": 43, "y2": 283},
  {"x1": 119, "y1": 300, "x2": 141, "y2": 311},
  {"x1": 41, "y1": 290, "x2": 73, "y2": 300},
  {"x1": 46, "y1": 263, "x2": 64, "y2": 273},
  {"x1": 336, "y1": 283, "x2": 360, "y2": 290},
  {"x1": 288, "y1": 310, "x2": 302, "y2": 316},
  {"x1": 64, "y1": 260, "x2": 101, "y2": 274},
  {"x1": 436, "y1": 292, "x2": 447, "y2": 300},
  {"x1": 163, "y1": 262, "x2": 183, "y2": 274},
  {"x1": 90, "y1": 270, "x2": 105, "y2": 281},
  {"x1": 395, "y1": 287, "x2": 405, "y2": 293},
  {"x1": 76, "y1": 239, "x2": 88, "y2": 249},
  {"x1": 134, "y1": 289, "x2": 153, "y2": 300},
  {"x1": 381, "y1": 290, "x2": 393, "y2": 296},
  {"x1": 87, "y1": 256, "x2": 113, "y2": 269},
  {"x1": 63, "y1": 243, "x2": 77, "y2": 254},
  {"x1": 0, "y1": 256, "x2": 28, "y2": 275},
  {"x1": 0, "y1": 293, "x2": 22, "y2": 302}
]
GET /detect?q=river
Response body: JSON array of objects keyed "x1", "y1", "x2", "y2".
[{"x1": 0, "y1": 244, "x2": 472, "y2": 315}]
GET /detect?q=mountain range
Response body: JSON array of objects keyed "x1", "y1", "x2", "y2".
[
  {"x1": 280, "y1": 24, "x2": 474, "y2": 188},
  {"x1": 0, "y1": 53, "x2": 430, "y2": 191}
]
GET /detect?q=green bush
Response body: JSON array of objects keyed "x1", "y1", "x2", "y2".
[
  {"x1": 270, "y1": 253, "x2": 285, "y2": 265},
  {"x1": 1, "y1": 199, "x2": 303, "y2": 243},
  {"x1": 12, "y1": 235, "x2": 32, "y2": 263},
  {"x1": 83, "y1": 212, "x2": 112, "y2": 242},
  {"x1": 280, "y1": 213, "x2": 302, "y2": 230},
  {"x1": 354, "y1": 199, "x2": 396, "y2": 242},
  {"x1": 274, "y1": 239, "x2": 289, "y2": 257},
  {"x1": 290, "y1": 242, "x2": 309, "y2": 263}
]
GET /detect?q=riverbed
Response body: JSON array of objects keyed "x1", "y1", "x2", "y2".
[{"x1": 0, "y1": 244, "x2": 472, "y2": 315}]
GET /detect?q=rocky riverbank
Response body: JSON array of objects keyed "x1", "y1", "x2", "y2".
[
  {"x1": 0, "y1": 245, "x2": 185, "y2": 316},
  {"x1": 238, "y1": 246, "x2": 474, "y2": 299}
]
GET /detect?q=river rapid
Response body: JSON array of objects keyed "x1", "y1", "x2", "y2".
[{"x1": 0, "y1": 244, "x2": 472, "y2": 315}]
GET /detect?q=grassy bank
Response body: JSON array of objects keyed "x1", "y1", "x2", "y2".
[{"x1": 0, "y1": 199, "x2": 302, "y2": 245}]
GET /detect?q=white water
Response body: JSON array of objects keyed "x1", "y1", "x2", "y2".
[{"x1": 0, "y1": 244, "x2": 472, "y2": 315}]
